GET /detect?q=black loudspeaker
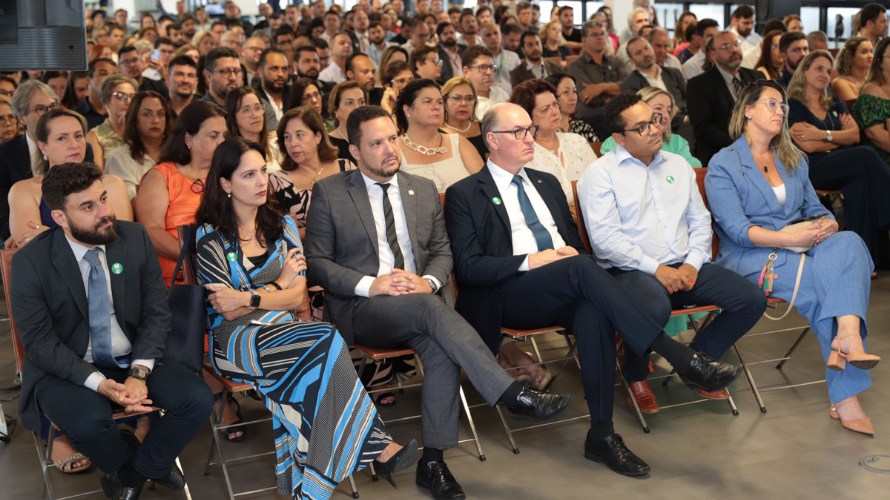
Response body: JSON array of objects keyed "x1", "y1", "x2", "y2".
[{"x1": 0, "y1": 0, "x2": 88, "y2": 71}]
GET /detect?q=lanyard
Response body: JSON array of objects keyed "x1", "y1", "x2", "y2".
[{"x1": 496, "y1": 50, "x2": 505, "y2": 79}]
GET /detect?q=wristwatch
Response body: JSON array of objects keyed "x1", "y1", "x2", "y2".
[
  {"x1": 248, "y1": 290, "x2": 261, "y2": 309},
  {"x1": 825, "y1": 130, "x2": 833, "y2": 143},
  {"x1": 425, "y1": 278, "x2": 440, "y2": 294},
  {"x1": 128, "y1": 366, "x2": 148, "y2": 381}
]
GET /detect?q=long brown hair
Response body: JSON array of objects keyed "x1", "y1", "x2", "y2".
[
  {"x1": 835, "y1": 36, "x2": 871, "y2": 77},
  {"x1": 729, "y1": 80, "x2": 804, "y2": 173},
  {"x1": 276, "y1": 106, "x2": 339, "y2": 172},
  {"x1": 864, "y1": 37, "x2": 890, "y2": 87},
  {"x1": 754, "y1": 30, "x2": 784, "y2": 80},
  {"x1": 224, "y1": 86, "x2": 272, "y2": 160},
  {"x1": 123, "y1": 91, "x2": 174, "y2": 163},
  {"x1": 34, "y1": 109, "x2": 88, "y2": 175},
  {"x1": 787, "y1": 50, "x2": 836, "y2": 111}
]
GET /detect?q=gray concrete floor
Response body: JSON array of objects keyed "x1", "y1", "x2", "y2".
[{"x1": 1, "y1": 278, "x2": 890, "y2": 500}]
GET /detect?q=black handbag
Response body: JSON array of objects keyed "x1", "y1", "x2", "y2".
[{"x1": 165, "y1": 224, "x2": 206, "y2": 373}]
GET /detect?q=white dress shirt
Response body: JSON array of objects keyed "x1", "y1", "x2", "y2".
[
  {"x1": 662, "y1": 53, "x2": 683, "y2": 72},
  {"x1": 262, "y1": 87, "x2": 284, "y2": 122},
  {"x1": 635, "y1": 66, "x2": 667, "y2": 91},
  {"x1": 682, "y1": 50, "x2": 706, "y2": 80},
  {"x1": 717, "y1": 65, "x2": 740, "y2": 101},
  {"x1": 474, "y1": 86, "x2": 509, "y2": 121},
  {"x1": 353, "y1": 172, "x2": 442, "y2": 296},
  {"x1": 577, "y1": 145, "x2": 712, "y2": 274},
  {"x1": 486, "y1": 160, "x2": 567, "y2": 271},
  {"x1": 492, "y1": 48, "x2": 521, "y2": 94},
  {"x1": 731, "y1": 27, "x2": 762, "y2": 54},
  {"x1": 319, "y1": 63, "x2": 347, "y2": 85},
  {"x1": 741, "y1": 44, "x2": 761, "y2": 70},
  {"x1": 26, "y1": 132, "x2": 40, "y2": 172},
  {"x1": 65, "y1": 236, "x2": 155, "y2": 391}
]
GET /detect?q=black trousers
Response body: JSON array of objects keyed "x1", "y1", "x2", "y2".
[
  {"x1": 498, "y1": 255, "x2": 665, "y2": 423},
  {"x1": 808, "y1": 146, "x2": 890, "y2": 265},
  {"x1": 608, "y1": 263, "x2": 767, "y2": 382},
  {"x1": 35, "y1": 356, "x2": 214, "y2": 479}
]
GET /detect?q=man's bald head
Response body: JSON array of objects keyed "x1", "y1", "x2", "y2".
[{"x1": 482, "y1": 103, "x2": 537, "y2": 169}]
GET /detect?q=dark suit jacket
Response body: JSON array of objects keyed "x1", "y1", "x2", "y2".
[
  {"x1": 444, "y1": 165, "x2": 586, "y2": 353},
  {"x1": 10, "y1": 222, "x2": 171, "y2": 430},
  {"x1": 510, "y1": 59, "x2": 563, "y2": 90},
  {"x1": 621, "y1": 67, "x2": 689, "y2": 129},
  {"x1": 437, "y1": 45, "x2": 467, "y2": 86},
  {"x1": 0, "y1": 135, "x2": 95, "y2": 241},
  {"x1": 304, "y1": 169, "x2": 452, "y2": 344},
  {"x1": 687, "y1": 66, "x2": 764, "y2": 167}
]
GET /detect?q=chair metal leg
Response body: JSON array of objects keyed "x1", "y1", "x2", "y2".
[
  {"x1": 34, "y1": 431, "x2": 55, "y2": 500},
  {"x1": 211, "y1": 388, "x2": 237, "y2": 500},
  {"x1": 529, "y1": 337, "x2": 545, "y2": 367},
  {"x1": 494, "y1": 404, "x2": 519, "y2": 454},
  {"x1": 776, "y1": 327, "x2": 811, "y2": 369},
  {"x1": 726, "y1": 393, "x2": 739, "y2": 416},
  {"x1": 203, "y1": 428, "x2": 218, "y2": 475},
  {"x1": 458, "y1": 386, "x2": 485, "y2": 461},
  {"x1": 617, "y1": 365, "x2": 649, "y2": 433},
  {"x1": 348, "y1": 475, "x2": 359, "y2": 498},
  {"x1": 369, "y1": 461, "x2": 377, "y2": 481},
  {"x1": 733, "y1": 343, "x2": 766, "y2": 412},
  {"x1": 563, "y1": 332, "x2": 581, "y2": 369}
]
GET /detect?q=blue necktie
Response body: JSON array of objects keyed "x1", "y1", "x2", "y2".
[
  {"x1": 511, "y1": 175, "x2": 554, "y2": 251},
  {"x1": 83, "y1": 248, "x2": 127, "y2": 369}
]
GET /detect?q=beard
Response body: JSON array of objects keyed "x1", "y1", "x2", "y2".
[
  {"x1": 69, "y1": 215, "x2": 118, "y2": 246},
  {"x1": 442, "y1": 38, "x2": 456, "y2": 48},
  {"x1": 298, "y1": 68, "x2": 319, "y2": 79},
  {"x1": 359, "y1": 151, "x2": 400, "y2": 179},
  {"x1": 264, "y1": 78, "x2": 285, "y2": 94}
]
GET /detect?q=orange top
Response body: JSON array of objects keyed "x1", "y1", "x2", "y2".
[{"x1": 142, "y1": 162, "x2": 203, "y2": 284}]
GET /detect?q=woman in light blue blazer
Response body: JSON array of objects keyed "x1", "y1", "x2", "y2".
[{"x1": 705, "y1": 80, "x2": 881, "y2": 436}]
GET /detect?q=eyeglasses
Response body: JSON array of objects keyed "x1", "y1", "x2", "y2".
[
  {"x1": 0, "y1": 89, "x2": 13, "y2": 97},
  {"x1": 27, "y1": 102, "x2": 60, "y2": 115},
  {"x1": 301, "y1": 91, "x2": 322, "y2": 102},
  {"x1": 716, "y1": 40, "x2": 742, "y2": 51},
  {"x1": 237, "y1": 103, "x2": 266, "y2": 115},
  {"x1": 0, "y1": 114, "x2": 15, "y2": 126},
  {"x1": 112, "y1": 92, "x2": 136, "y2": 102},
  {"x1": 212, "y1": 68, "x2": 243, "y2": 77},
  {"x1": 556, "y1": 89, "x2": 575, "y2": 99},
  {"x1": 190, "y1": 178, "x2": 205, "y2": 194},
  {"x1": 119, "y1": 58, "x2": 140, "y2": 66},
  {"x1": 491, "y1": 125, "x2": 539, "y2": 140},
  {"x1": 448, "y1": 94, "x2": 476, "y2": 104},
  {"x1": 423, "y1": 57, "x2": 442, "y2": 65},
  {"x1": 468, "y1": 64, "x2": 498, "y2": 73},
  {"x1": 754, "y1": 98, "x2": 789, "y2": 114},
  {"x1": 392, "y1": 77, "x2": 414, "y2": 86},
  {"x1": 623, "y1": 113, "x2": 662, "y2": 136}
]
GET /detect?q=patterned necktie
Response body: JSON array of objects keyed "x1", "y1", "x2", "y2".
[
  {"x1": 83, "y1": 247, "x2": 126, "y2": 368},
  {"x1": 511, "y1": 175, "x2": 554, "y2": 252},
  {"x1": 732, "y1": 76, "x2": 743, "y2": 98},
  {"x1": 376, "y1": 183, "x2": 405, "y2": 271}
]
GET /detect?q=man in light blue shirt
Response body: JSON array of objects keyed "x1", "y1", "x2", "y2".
[{"x1": 578, "y1": 93, "x2": 766, "y2": 413}]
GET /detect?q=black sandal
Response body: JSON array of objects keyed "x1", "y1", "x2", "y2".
[
  {"x1": 213, "y1": 393, "x2": 246, "y2": 442},
  {"x1": 371, "y1": 391, "x2": 396, "y2": 407}
]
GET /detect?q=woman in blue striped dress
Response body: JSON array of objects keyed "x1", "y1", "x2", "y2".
[{"x1": 195, "y1": 138, "x2": 417, "y2": 499}]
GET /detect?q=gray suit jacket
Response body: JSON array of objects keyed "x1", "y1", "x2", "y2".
[
  {"x1": 304, "y1": 169, "x2": 452, "y2": 344},
  {"x1": 10, "y1": 222, "x2": 171, "y2": 430}
]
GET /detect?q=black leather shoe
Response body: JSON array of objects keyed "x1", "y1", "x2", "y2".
[
  {"x1": 375, "y1": 439, "x2": 419, "y2": 488},
  {"x1": 153, "y1": 464, "x2": 186, "y2": 491},
  {"x1": 678, "y1": 352, "x2": 743, "y2": 393},
  {"x1": 584, "y1": 433, "x2": 651, "y2": 476},
  {"x1": 416, "y1": 460, "x2": 466, "y2": 500},
  {"x1": 502, "y1": 382, "x2": 572, "y2": 422},
  {"x1": 101, "y1": 473, "x2": 142, "y2": 500}
]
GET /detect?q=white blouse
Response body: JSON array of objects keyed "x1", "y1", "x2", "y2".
[
  {"x1": 772, "y1": 183, "x2": 787, "y2": 208},
  {"x1": 527, "y1": 131, "x2": 599, "y2": 205}
]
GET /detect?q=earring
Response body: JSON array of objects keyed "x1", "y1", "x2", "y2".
[
  {"x1": 227, "y1": 193, "x2": 231, "y2": 198},
  {"x1": 746, "y1": 115, "x2": 752, "y2": 120},
  {"x1": 43, "y1": 155, "x2": 47, "y2": 160}
]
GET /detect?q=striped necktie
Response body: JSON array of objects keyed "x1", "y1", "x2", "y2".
[{"x1": 376, "y1": 183, "x2": 405, "y2": 271}]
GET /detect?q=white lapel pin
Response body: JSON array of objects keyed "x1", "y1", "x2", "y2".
[{"x1": 408, "y1": 190, "x2": 415, "y2": 195}]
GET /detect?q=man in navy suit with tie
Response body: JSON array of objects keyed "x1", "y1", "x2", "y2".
[{"x1": 444, "y1": 103, "x2": 743, "y2": 476}]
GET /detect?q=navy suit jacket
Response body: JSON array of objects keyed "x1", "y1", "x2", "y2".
[{"x1": 444, "y1": 164, "x2": 586, "y2": 353}]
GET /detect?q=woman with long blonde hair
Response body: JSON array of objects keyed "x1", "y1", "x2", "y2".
[{"x1": 706, "y1": 80, "x2": 880, "y2": 436}]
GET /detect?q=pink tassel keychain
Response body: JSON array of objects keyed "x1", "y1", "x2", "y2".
[{"x1": 758, "y1": 250, "x2": 778, "y2": 296}]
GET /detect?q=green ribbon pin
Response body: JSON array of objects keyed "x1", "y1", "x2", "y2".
[
  {"x1": 492, "y1": 197, "x2": 502, "y2": 205},
  {"x1": 227, "y1": 252, "x2": 238, "y2": 262},
  {"x1": 111, "y1": 263, "x2": 123, "y2": 274},
  {"x1": 666, "y1": 175, "x2": 675, "y2": 184}
]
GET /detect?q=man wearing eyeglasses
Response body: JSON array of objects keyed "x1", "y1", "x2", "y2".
[
  {"x1": 444, "y1": 102, "x2": 744, "y2": 476},
  {"x1": 462, "y1": 45, "x2": 508, "y2": 121},
  {"x1": 401, "y1": 21, "x2": 431, "y2": 54},
  {"x1": 687, "y1": 31, "x2": 764, "y2": 166},
  {"x1": 578, "y1": 92, "x2": 765, "y2": 417},
  {"x1": 481, "y1": 23, "x2": 519, "y2": 95},
  {"x1": 509, "y1": 31, "x2": 561, "y2": 90},
  {"x1": 118, "y1": 46, "x2": 169, "y2": 98},
  {"x1": 200, "y1": 47, "x2": 244, "y2": 107}
]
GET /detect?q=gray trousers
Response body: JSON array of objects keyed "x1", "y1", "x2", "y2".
[{"x1": 348, "y1": 293, "x2": 515, "y2": 450}]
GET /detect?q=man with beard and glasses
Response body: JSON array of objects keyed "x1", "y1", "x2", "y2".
[
  {"x1": 305, "y1": 105, "x2": 573, "y2": 499},
  {"x1": 119, "y1": 46, "x2": 169, "y2": 97},
  {"x1": 10, "y1": 162, "x2": 213, "y2": 500},
  {"x1": 687, "y1": 31, "x2": 764, "y2": 166},
  {"x1": 166, "y1": 56, "x2": 198, "y2": 119},
  {"x1": 457, "y1": 12, "x2": 481, "y2": 48},
  {"x1": 367, "y1": 21, "x2": 395, "y2": 68},
  {"x1": 621, "y1": 37, "x2": 690, "y2": 138},
  {"x1": 437, "y1": 23, "x2": 466, "y2": 83},
  {"x1": 320, "y1": 32, "x2": 354, "y2": 86},
  {"x1": 346, "y1": 54, "x2": 377, "y2": 92},
  {"x1": 481, "y1": 23, "x2": 519, "y2": 95},
  {"x1": 254, "y1": 48, "x2": 290, "y2": 131},
  {"x1": 777, "y1": 31, "x2": 810, "y2": 87},
  {"x1": 509, "y1": 31, "x2": 561, "y2": 89},
  {"x1": 729, "y1": 5, "x2": 761, "y2": 53},
  {"x1": 200, "y1": 47, "x2": 244, "y2": 107}
]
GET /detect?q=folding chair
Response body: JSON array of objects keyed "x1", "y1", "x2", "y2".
[
  {"x1": 0, "y1": 249, "x2": 190, "y2": 500},
  {"x1": 570, "y1": 178, "x2": 739, "y2": 433}
]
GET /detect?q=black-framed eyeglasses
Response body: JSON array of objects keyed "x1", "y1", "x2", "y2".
[
  {"x1": 27, "y1": 102, "x2": 60, "y2": 115},
  {"x1": 0, "y1": 89, "x2": 13, "y2": 97},
  {"x1": 623, "y1": 113, "x2": 662, "y2": 136},
  {"x1": 468, "y1": 64, "x2": 498, "y2": 73},
  {"x1": 212, "y1": 68, "x2": 243, "y2": 77},
  {"x1": 190, "y1": 178, "x2": 205, "y2": 194},
  {"x1": 491, "y1": 125, "x2": 539, "y2": 140}
]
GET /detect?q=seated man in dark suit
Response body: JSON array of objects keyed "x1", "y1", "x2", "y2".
[
  {"x1": 10, "y1": 163, "x2": 213, "y2": 500},
  {"x1": 1, "y1": 81, "x2": 94, "y2": 244},
  {"x1": 444, "y1": 102, "x2": 743, "y2": 477},
  {"x1": 305, "y1": 105, "x2": 571, "y2": 500},
  {"x1": 687, "y1": 31, "x2": 764, "y2": 166}
]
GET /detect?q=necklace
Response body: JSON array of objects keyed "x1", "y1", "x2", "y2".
[
  {"x1": 336, "y1": 124, "x2": 348, "y2": 140},
  {"x1": 299, "y1": 162, "x2": 327, "y2": 185},
  {"x1": 401, "y1": 133, "x2": 447, "y2": 155},
  {"x1": 446, "y1": 119, "x2": 471, "y2": 133},
  {"x1": 238, "y1": 225, "x2": 255, "y2": 241}
]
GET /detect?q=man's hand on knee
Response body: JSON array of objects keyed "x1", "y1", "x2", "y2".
[
  {"x1": 529, "y1": 247, "x2": 578, "y2": 270},
  {"x1": 370, "y1": 273, "x2": 410, "y2": 297},
  {"x1": 98, "y1": 378, "x2": 153, "y2": 413},
  {"x1": 391, "y1": 269, "x2": 433, "y2": 294},
  {"x1": 676, "y1": 264, "x2": 699, "y2": 292},
  {"x1": 654, "y1": 265, "x2": 685, "y2": 294}
]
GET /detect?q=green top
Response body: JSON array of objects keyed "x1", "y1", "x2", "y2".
[
  {"x1": 600, "y1": 133, "x2": 702, "y2": 168},
  {"x1": 852, "y1": 93, "x2": 890, "y2": 164},
  {"x1": 94, "y1": 121, "x2": 126, "y2": 163}
]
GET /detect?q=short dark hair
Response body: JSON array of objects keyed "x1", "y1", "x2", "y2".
[
  {"x1": 400, "y1": 18, "x2": 418, "y2": 30},
  {"x1": 517, "y1": 2, "x2": 531, "y2": 13},
  {"x1": 168, "y1": 22, "x2": 182, "y2": 32},
  {"x1": 461, "y1": 45, "x2": 494, "y2": 68},
  {"x1": 273, "y1": 27, "x2": 295, "y2": 40},
  {"x1": 557, "y1": 6, "x2": 573, "y2": 16},
  {"x1": 410, "y1": 45, "x2": 438, "y2": 73},
  {"x1": 779, "y1": 31, "x2": 807, "y2": 53},
  {"x1": 308, "y1": 38, "x2": 329, "y2": 50},
  {"x1": 695, "y1": 18, "x2": 719, "y2": 37},
  {"x1": 448, "y1": 7, "x2": 461, "y2": 15},
  {"x1": 211, "y1": 21, "x2": 227, "y2": 30},
  {"x1": 369, "y1": 21, "x2": 382, "y2": 31},
  {"x1": 168, "y1": 54, "x2": 197, "y2": 72},
  {"x1": 159, "y1": 101, "x2": 227, "y2": 165},
  {"x1": 459, "y1": 11, "x2": 475, "y2": 24},
  {"x1": 204, "y1": 46, "x2": 241, "y2": 72},
  {"x1": 42, "y1": 162, "x2": 104, "y2": 212},
  {"x1": 324, "y1": 9, "x2": 340, "y2": 19},
  {"x1": 346, "y1": 105, "x2": 393, "y2": 148},
  {"x1": 732, "y1": 5, "x2": 754, "y2": 20},
  {"x1": 861, "y1": 3, "x2": 887, "y2": 28},
  {"x1": 259, "y1": 47, "x2": 287, "y2": 68},
  {"x1": 501, "y1": 23, "x2": 522, "y2": 37},
  {"x1": 476, "y1": 6, "x2": 491, "y2": 17},
  {"x1": 294, "y1": 45, "x2": 319, "y2": 60},
  {"x1": 509, "y1": 79, "x2": 558, "y2": 118},
  {"x1": 346, "y1": 53, "x2": 371, "y2": 74},
  {"x1": 87, "y1": 58, "x2": 116, "y2": 77},
  {"x1": 520, "y1": 30, "x2": 540, "y2": 47},
  {"x1": 394, "y1": 78, "x2": 440, "y2": 134},
  {"x1": 155, "y1": 36, "x2": 174, "y2": 48},
  {"x1": 605, "y1": 92, "x2": 643, "y2": 135},
  {"x1": 762, "y1": 18, "x2": 788, "y2": 35},
  {"x1": 436, "y1": 22, "x2": 454, "y2": 37},
  {"x1": 118, "y1": 45, "x2": 138, "y2": 59}
]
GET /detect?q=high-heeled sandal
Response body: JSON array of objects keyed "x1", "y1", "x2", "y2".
[
  {"x1": 374, "y1": 439, "x2": 418, "y2": 488},
  {"x1": 830, "y1": 396, "x2": 874, "y2": 435},
  {"x1": 213, "y1": 393, "x2": 247, "y2": 442},
  {"x1": 827, "y1": 332, "x2": 881, "y2": 371}
]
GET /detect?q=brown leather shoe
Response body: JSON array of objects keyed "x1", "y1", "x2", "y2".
[
  {"x1": 625, "y1": 381, "x2": 659, "y2": 413},
  {"x1": 698, "y1": 388, "x2": 730, "y2": 400}
]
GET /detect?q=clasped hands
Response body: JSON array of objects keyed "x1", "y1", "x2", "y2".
[
  {"x1": 655, "y1": 264, "x2": 699, "y2": 295},
  {"x1": 370, "y1": 268, "x2": 433, "y2": 296},
  {"x1": 98, "y1": 371, "x2": 152, "y2": 413},
  {"x1": 790, "y1": 218, "x2": 838, "y2": 248},
  {"x1": 528, "y1": 246, "x2": 579, "y2": 269}
]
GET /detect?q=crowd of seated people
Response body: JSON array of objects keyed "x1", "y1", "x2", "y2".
[{"x1": 1, "y1": 1, "x2": 888, "y2": 499}]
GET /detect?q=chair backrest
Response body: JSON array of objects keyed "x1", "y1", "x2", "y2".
[
  {"x1": 589, "y1": 141, "x2": 603, "y2": 156},
  {"x1": 570, "y1": 180, "x2": 594, "y2": 255},
  {"x1": 0, "y1": 249, "x2": 25, "y2": 373},
  {"x1": 545, "y1": 56, "x2": 562, "y2": 65},
  {"x1": 694, "y1": 167, "x2": 719, "y2": 262}
]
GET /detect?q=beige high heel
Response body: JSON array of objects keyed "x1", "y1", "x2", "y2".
[
  {"x1": 827, "y1": 332, "x2": 881, "y2": 371},
  {"x1": 830, "y1": 396, "x2": 874, "y2": 435}
]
